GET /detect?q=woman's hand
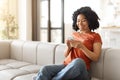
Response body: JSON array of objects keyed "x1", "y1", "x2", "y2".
[
  {"x1": 66, "y1": 39, "x2": 72, "y2": 49},
  {"x1": 69, "y1": 40, "x2": 84, "y2": 49},
  {"x1": 64, "y1": 39, "x2": 73, "y2": 57}
]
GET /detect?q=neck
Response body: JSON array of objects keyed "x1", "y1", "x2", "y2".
[{"x1": 80, "y1": 30, "x2": 91, "y2": 33}]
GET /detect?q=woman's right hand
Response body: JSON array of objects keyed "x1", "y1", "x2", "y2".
[
  {"x1": 66, "y1": 36, "x2": 74, "y2": 49},
  {"x1": 66, "y1": 39, "x2": 72, "y2": 49},
  {"x1": 64, "y1": 39, "x2": 73, "y2": 57}
]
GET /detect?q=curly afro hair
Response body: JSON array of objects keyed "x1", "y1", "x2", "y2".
[{"x1": 72, "y1": 6, "x2": 100, "y2": 31}]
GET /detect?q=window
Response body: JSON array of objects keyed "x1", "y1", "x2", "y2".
[
  {"x1": 0, "y1": 0, "x2": 18, "y2": 40},
  {"x1": 38, "y1": 0, "x2": 64, "y2": 43},
  {"x1": 36, "y1": 0, "x2": 101, "y2": 43}
]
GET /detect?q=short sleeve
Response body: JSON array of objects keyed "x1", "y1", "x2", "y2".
[{"x1": 94, "y1": 33, "x2": 102, "y2": 44}]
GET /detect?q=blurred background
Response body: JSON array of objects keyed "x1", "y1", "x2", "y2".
[{"x1": 0, "y1": 0, "x2": 120, "y2": 48}]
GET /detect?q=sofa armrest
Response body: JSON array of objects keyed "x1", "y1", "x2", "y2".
[{"x1": 0, "y1": 40, "x2": 12, "y2": 59}]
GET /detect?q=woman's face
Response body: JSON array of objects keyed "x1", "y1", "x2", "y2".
[{"x1": 76, "y1": 14, "x2": 90, "y2": 32}]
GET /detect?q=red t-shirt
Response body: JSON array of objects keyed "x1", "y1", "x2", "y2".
[{"x1": 63, "y1": 32, "x2": 102, "y2": 70}]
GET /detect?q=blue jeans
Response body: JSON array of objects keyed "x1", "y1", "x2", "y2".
[{"x1": 35, "y1": 58, "x2": 90, "y2": 80}]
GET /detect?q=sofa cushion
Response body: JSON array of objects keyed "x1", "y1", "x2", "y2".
[
  {"x1": 0, "y1": 59, "x2": 16, "y2": 65},
  {"x1": 10, "y1": 40, "x2": 25, "y2": 60},
  {"x1": 13, "y1": 73, "x2": 37, "y2": 80},
  {"x1": 37, "y1": 42, "x2": 57, "y2": 65},
  {"x1": 22, "y1": 41, "x2": 40, "y2": 64},
  {"x1": 90, "y1": 48, "x2": 109, "y2": 79},
  {"x1": 19, "y1": 65, "x2": 41, "y2": 73},
  {"x1": 0, "y1": 65, "x2": 11, "y2": 71},
  {"x1": 104, "y1": 48, "x2": 120, "y2": 80},
  {"x1": 54, "y1": 44, "x2": 66, "y2": 64},
  {"x1": 6, "y1": 61, "x2": 31, "y2": 68},
  {"x1": 0, "y1": 69, "x2": 29, "y2": 80}
]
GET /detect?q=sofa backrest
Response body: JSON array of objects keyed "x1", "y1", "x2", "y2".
[
  {"x1": 90, "y1": 48, "x2": 109, "y2": 80},
  {"x1": 10, "y1": 40, "x2": 58, "y2": 66},
  {"x1": 22, "y1": 41, "x2": 40, "y2": 64},
  {"x1": 10, "y1": 40, "x2": 25, "y2": 60},
  {"x1": 36, "y1": 42, "x2": 57, "y2": 65},
  {"x1": 54, "y1": 44, "x2": 110, "y2": 80},
  {"x1": 103, "y1": 48, "x2": 120, "y2": 80},
  {"x1": 54, "y1": 44, "x2": 66, "y2": 64}
]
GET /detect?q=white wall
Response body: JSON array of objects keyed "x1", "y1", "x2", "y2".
[{"x1": 64, "y1": 0, "x2": 120, "y2": 48}]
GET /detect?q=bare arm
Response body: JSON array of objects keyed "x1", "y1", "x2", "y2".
[
  {"x1": 64, "y1": 39, "x2": 72, "y2": 57},
  {"x1": 64, "y1": 47, "x2": 72, "y2": 57},
  {"x1": 70, "y1": 40, "x2": 102, "y2": 62},
  {"x1": 81, "y1": 42, "x2": 102, "y2": 61}
]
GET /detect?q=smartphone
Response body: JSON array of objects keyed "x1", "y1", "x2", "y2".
[{"x1": 68, "y1": 36, "x2": 74, "y2": 40}]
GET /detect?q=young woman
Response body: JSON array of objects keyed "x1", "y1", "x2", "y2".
[{"x1": 34, "y1": 6, "x2": 102, "y2": 80}]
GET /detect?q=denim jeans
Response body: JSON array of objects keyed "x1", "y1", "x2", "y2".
[{"x1": 35, "y1": 58, "x2": 90, "y2": 80}]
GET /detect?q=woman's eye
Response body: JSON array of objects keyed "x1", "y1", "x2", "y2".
[
  {"x1": 77, "y1": 19, "x2": 87, "y2": 22},
  {"x1": 77, "y1": 20, "x2": 80, "y2": 22},
  {"x1": 81, "y1": 19, "x2": 87, "y2": 22}
]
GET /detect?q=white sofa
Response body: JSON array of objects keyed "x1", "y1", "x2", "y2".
[{"x1": 0, "y1": 40, "x2": 120, "y2": 80}]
